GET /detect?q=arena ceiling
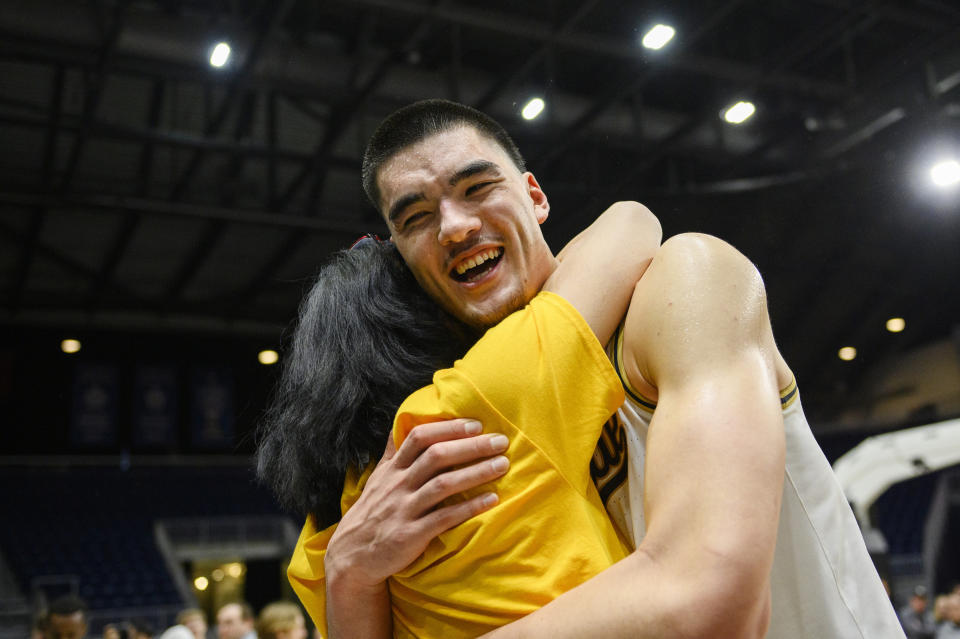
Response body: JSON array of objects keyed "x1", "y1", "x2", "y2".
[{"x1": 1, "y1": 0, "x2": 959, "y2": 427}]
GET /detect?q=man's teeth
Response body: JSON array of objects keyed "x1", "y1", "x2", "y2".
[{"x1": 455, "y1": 249, "x2": 501, "y2": 275}]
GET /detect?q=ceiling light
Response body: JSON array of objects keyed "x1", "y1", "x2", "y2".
[
  {"x1": 258, "y1": 349, "x2": 279, "y2": 365},
  {"x1": 227, "y1": 563, "x2": 244, "y2": 578},
  {"x1": 886, "y1": 317, "x2": 906, "y2": 333},
  {"x1": 642, "y1": 24, "x2": 676, "y2": 50},
  {"x1": 723, "y1": 101, "x2": 756, "y2": 124},
  {"x1": 61, "y1": 339, "x2": 81, "y2": 354},
  {"x1": 209, "y1": 42, "x2": 231, "y2": 68},
  {"x1": 930, "y1": 159, "x2": 960, "y2": 187},
  {"x1": 521, "y1": 98, "x2": 545, "y2": 121},
  {"x1": 194, "y1": 576, "x2": 209, "y2": 591},
  {"x1": 838, "y1": 346, "x2": 857, "y2": 361}
]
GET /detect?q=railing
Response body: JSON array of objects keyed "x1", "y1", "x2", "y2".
[
  {"x1": 154, "y1": 515, "x2": 299, "y2": 603},
  {"x1": 160, "y1": 516, "x2": 298, "y2": 549}
]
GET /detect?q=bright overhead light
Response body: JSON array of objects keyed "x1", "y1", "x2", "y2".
[
  {"x1": 521, "y1": 98, "x2": 545, "y2": 121},
  {"x1": 258, "y1": 349, "x2": 279, "y2": 365},
  {"x1": 61, "y1": 339, "x2": 81, "y2": 354},
  {"x1": 209, "y1": 42, "x2": 231, "y2": 68},
  {"x1": 194, "y1": 576, "x2": 209, "y2": 591},
  {"x1": 723, "y1": 101, "x2": 756, "y2": 124},
  {"x1": 930, "y1": 159, "x2": 960, "y2": 187},
  {"x1": 642, "y1": 24, "x2": 676, "y2": 50},
  {"x1": 886, "y1": 317, "x2": 906, "y2": 333},
  {"x1": 227, "y1": 562, "x2": 244, "y2": 578},
  {"x1": 838, "y1": 346, "x2": 857, "y2": 361}
]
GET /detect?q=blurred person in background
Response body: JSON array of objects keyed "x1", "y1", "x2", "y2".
[
  {"x1": 176, "y1": 609, "x2": 208, "y2": 639},
  {"x1": 216, "y1": 602, "x2": 256, "y2": 639},
  {"x1": 900, "y1": 585, "x2": 936, "y2": 639},
  {"x1": 937, "y1": 593, "x2": 960, "y2": 639},
  {"x1": 102, "y1": 624, "x2": 121, "y2": 639},
  {"x1": 129, "y1": 618, "x2": 155, "y2": 639},
  {"x1": 41, "y1": 595, "x2": 87, "y2": 639},
  {"x1": 158, "y1": 625, "x2": 195, "y2": 639},
  {"x1": 935, "y1": 595, "x2": 951, "y2": 623},
  {"x1": 256, "y1": 602, "x2": 307, "y2": 639}
]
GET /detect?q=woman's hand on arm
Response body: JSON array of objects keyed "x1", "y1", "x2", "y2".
[{"x1": 325, "y1": 418, "x2": 511, "y2": 639}]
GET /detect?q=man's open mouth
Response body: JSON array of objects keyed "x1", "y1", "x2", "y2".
[{"x1": 451, "y1": 247, "x2": 503, "y2": 283}]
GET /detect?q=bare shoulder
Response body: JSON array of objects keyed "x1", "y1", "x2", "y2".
[{"x1": 620, "y1": 233, "x2": 791, "y2": 397}]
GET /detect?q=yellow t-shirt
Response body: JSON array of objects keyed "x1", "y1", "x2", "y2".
[{"x1": 288, "y1": 291, "x2": 629, "y2": 638}]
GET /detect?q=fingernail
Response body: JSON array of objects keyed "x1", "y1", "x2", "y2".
[
  {"x1": 488, "y1": 434, "x2": 509, "y2": 450},
  {"x1": 481, "y1": 493, "x2": 499, "y2": 507},
  {"x1": 464, "y1": 420, "x2": 482, "y2": 434},
  {"x1": 491, "y1": 455, "x2": 509, "y2": 472}
]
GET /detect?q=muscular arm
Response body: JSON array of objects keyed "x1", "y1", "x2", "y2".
[{"x1": 485, "y1": 233, "x2": 786, "y2": 639}]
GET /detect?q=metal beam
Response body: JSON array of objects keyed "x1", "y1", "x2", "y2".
[
  {"x1": 0, "y1": 216, "x2": 145, "y2": 305},
  {"x1": 0, "y1": 192, "x2": 370, "y2": 237},
  {"x1": 473, "y1": 0, "x2": 601, "y2": 112},
  {"x1": 83, "y1": 77, "x2": 167, "y2": 312},
  {"x1": 716, "y1": 24, "x2": 960, "y2": 181},
  {"x1": 219, "y1": 90, "x2": 259, "y2": 207},
  {"x1": 278, "y1": 1, "x2": 446, "y2": 214},
  {"x1": 267, "y1": 91, "x2": 279, "y2": 204},
  {"x1": 805, "y1": 0, "x2": 960, "y2": 31},
  {"x1": 224, "y1": 232, "x2": 309, "y2": 315},
  {"x1": 334, "y1": 0, "x2": 845, "y2": 99},
  {"x1": 160, "y1": 219, "x2": 225, "y2": 306},
  {"x1": 167, "y1": 0, "x2": 296, "y2": 201},
  {"x1": 59, "y1": 0, "x2": 130, "y2": 196},
  {"x1": 9, "y1": 64, "x2": 64, "y2": 312},
  {"x1": 530, "y1": 0, "x2": 754, "y2": 172},
  {"x1": 0, "y1": 111, "x2": 358, "y2": 168},
  {"x1": 446, "y1": 22, "x2": 461, "y2": 101}
]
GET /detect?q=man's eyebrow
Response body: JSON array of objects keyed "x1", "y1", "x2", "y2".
[
  {"x1": 449, "y1": 160, "x2": 501, "y2": 186},
  {"x1": 387, "y1": 161, "x2": 501, "y2": 224},
  {"x1": 387, "y1": 192, "x2": 426, "y2": 225}
]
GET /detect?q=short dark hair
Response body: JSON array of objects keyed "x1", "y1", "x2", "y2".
[
  {"x1": 361, "y1": 99, "x2": 526, "y2": 213},
  {"x1": 256, "y1": 240, "x2": 474, "y2": 528},
  {"x1": 46, "y1": 594, "x2": 87, "y2": 619}
]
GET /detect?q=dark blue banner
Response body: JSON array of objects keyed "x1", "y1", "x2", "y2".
[
  {"x1": 132, "y1": 366, "x2": 178, "y2": 448},
  {"x1": 190, "y1": 367, "x2": 235, "y2": 450},
  {"x1": 70, "y1": 363, "x2": 118, "y2": 447}
]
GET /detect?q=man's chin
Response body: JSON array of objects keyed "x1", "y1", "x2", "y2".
[{"x1": 456, "y1": 289, "x2": 531, "y2": 330}]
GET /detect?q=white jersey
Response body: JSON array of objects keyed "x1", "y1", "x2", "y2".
[{"x1": 591, "y1": 329, "x2": 905, "y2": 638}]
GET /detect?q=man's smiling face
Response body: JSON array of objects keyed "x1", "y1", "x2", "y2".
[{"x1": 378, "y1": 126, "x2": 556, "y2": 329}]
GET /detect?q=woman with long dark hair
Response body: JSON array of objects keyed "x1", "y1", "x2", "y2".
[{"x1": 258, "y1": 202, "x2": 661, "y2": 638}]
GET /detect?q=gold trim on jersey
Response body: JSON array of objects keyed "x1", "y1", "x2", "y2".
[
  {"x1": 612, "y1": 326, "x2": 657, "y2": 411},
  {"x1": 780, "y1": 376, "x2": 799, "y2": 410},
  {"x1": 611, "y1": 326, "x2": 801, "y2": 413}
]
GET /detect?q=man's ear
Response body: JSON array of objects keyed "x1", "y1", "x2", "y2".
[{"x1": 525, "y1": 172, "x2": 550, "y2": 224}]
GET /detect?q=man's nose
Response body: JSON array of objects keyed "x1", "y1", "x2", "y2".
[{"x1": 437, "y1": 200, "x2": 481, "y2": 245}]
